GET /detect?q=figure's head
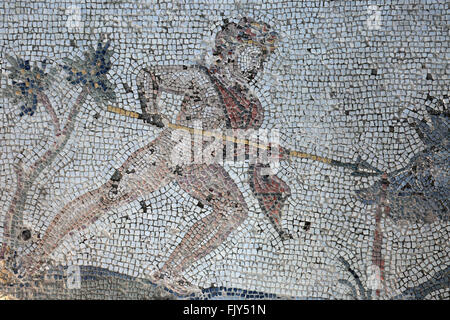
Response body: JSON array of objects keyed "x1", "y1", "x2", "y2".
[{"x1": 213, "y1": 17, "x2": 278, "y2": 82}]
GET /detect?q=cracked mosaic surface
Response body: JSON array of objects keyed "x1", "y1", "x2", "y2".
[{"x1": 0, "y1": 0, "x2": 448, "y2": 300}]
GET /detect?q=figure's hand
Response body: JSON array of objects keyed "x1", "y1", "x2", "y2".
[{"x1": 140, "y1": 113, "x2": 166, "y2": 128}]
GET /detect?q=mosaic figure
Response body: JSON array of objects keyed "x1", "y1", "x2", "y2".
[
  {"x1": 0, "y1": 1, "x2": 448, "y2": 301},
  {"x1": 17, "y1": 17, "x2": 293, "y2": 294}
]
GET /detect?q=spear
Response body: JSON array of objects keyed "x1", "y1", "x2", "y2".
[{"x1": 107, "y1": 105, "x2": 382, "y2": 177}]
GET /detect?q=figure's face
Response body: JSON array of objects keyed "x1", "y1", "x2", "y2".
[{"x1": 235, "y1": 45, "x2": 266, "y2": 81}]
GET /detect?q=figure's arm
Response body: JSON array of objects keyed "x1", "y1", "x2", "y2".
[
  {"x1": 136, "y1": 67, "x2": 165, "y2": 127},
  {"x1": 136, "y1": 65, "x2": 198, "y2": 127}
]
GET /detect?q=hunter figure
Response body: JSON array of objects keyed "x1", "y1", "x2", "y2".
[{"x1": 20, "y1": 17, "x2": 292, "y2": 294}]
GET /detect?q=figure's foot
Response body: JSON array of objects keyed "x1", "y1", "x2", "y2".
[
  {"x1": 149, "y1": 271, "x2": 201, "y2": 297},
  {"x1": 165, "y1": 277, "x2": 202, "y2": 297},
  {"x1": 147, "y1": 270, "x2": 163, "y2": 284}
]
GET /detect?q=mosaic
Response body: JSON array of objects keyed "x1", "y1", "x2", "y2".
[{"x1": 0, "y1": 0, "x2": 448, "y2": 300}]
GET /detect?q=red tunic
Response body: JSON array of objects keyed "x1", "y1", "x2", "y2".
[
  {"x1": 210, "y1": 76, "x2": 263, "y2": 130},
  {"x1": 208, "y1": 69, "x2": 292, "y2": 239}
]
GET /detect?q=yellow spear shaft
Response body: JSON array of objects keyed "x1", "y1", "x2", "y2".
[
  {"x1": 107, "y1": 105, "x2": 331, "y2": 163},
  {"x1": 106, "y1": 105, "x2": 381, "y2": 176}
]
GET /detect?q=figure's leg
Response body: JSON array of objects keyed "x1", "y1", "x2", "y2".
[
  {"x1": 21, "y1": 134, "x2": 175, "y2": 277},
  {"x1": 248, "y1": 163, "x2": 292, "y2": 240},
  {"x1": 158, "y1": 164, "x2": 248, "y2": 281}
]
